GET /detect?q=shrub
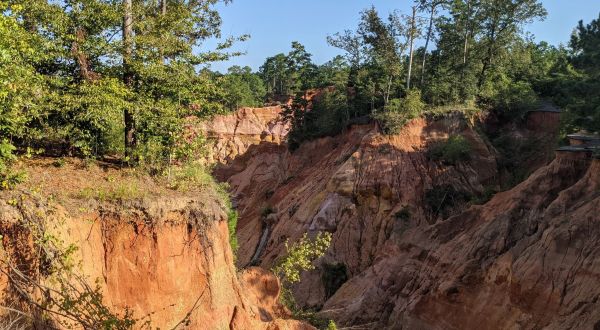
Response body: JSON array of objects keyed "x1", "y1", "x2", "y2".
[
  {"x1": 271, "y1": 232, "x2": 332, "y2": 308},
  {"x1": 374, "y1": 90, "x2": 425, "y2": 134},
  {"x1": 428, "y1": 135, "x2": 472, "y2": 165},
  {"x1": 167, "y1": 163, "x2": 215, "y2": 192},
  {"x1": 487, "y1": 81, "x2": 539, "y2": 121},
  {"x1": 284, "y1": 90, "x2": 349, "y2": 150},
  {"x1": 0, "y1": 140, "x2": 27, "y2": 190},
  {"x1": 227, "y1": 207, "x2": 239, "y2": 255},
  {"x1": 327, "y1": 320, "x2": 338, "y2": 330}
]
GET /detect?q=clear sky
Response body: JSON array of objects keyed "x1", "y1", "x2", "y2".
[{"x1": 203, "y1": 0, "x2": 600, "y2": 72}]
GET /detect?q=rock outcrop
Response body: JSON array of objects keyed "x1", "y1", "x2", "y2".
[
  {"x1": 0, "y1": 160, "x2": 311, "y2": 330},
  {"x1": 323, "y1": 153, "x2": 600, "y2": 329},
  {"x1": 199, "y1": 106, "x2": 289, "y2": 164},
  {"x1": 207, "y1": 106, "x2": 600, "y2": 329},
  {"x1": 214, "y1": 113, "x2": 498, "y2": 309}
]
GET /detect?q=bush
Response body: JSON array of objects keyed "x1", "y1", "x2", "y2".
[
  {"x1": 271, "y1": 232, "x2": 332, "y2": 305},
  {"x1": 428, "y1": 135, "x2": 472, "y2": 165},
  {"x1": 373, "y1": 90, "x2": 424, "y2": 134},
  {"x1": 0, "y1": 140, "x2": 26, "y2": 190},
  {"x1": 167, "y1": 163, "x2": 215, "y2": 192},
  {"x1": 285, "y1": 90, "x2": 349, "y2": 150},
  {"x1": 487, "y1": 80, "x2": 539, "y2": 121}
]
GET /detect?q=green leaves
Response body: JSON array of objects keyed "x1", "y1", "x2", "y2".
[{"x1": 272, "y1": 232, "x2": 332, "y2": 286}]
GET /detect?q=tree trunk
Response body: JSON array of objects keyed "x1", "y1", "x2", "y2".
[
  {"x1": 420, "y1": 3, "x2": 436, "y2": 86},
  {"x1": 160, "y1": 0, "x2": 167, "y2": 63},
  {"x1": 462, "y1": 0, "x2": 471, "y2": 65},
  {"x1": 478, "y1": 17, "x2": 497, "y2": 89},
  {"x1": 123, "y1": 0, "x2": 135, "y2": 156},
  {"x1": 385, "y1": 75, "x2": 393, "y2": 105},
  {"x1": 71, "y1": 27, "x2": 99, "y2": 82},
  {"x1": 406, "y1": 6, "x2": 417, "y2": 90}
]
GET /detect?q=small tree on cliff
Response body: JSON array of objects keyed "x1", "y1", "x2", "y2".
[{"x1": 271, "y1": 232, "x2": 331, "y2": 309}]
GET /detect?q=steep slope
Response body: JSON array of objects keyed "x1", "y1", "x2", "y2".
[
  {"x1": 323, "y1": 152, "x2": 600, "y2": 329},
  {"x1": 213, "y1": 113, "x2": 499, "y2": 309},
  {"x1": 204, "y1": 106, "x2": 600, "y2": 329},
  {"x1": 0, "y1": 159, "x2": 311, "y2": 329}
]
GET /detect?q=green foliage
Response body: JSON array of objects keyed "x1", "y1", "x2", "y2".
[
  {"x1": 0, "y1": 0, "x2": 244, "y2": 171},
  {"x1": 570, "y1": 13, "x2": 600, "y2": 76},
  {"x1": 227, "y1": 205, "x2": 239, "y2": 255},
  {"x1": 490, "y1": 134, "x2": 540, "y2": 189},
  {"x1": 220, "y1": 66, "x2": 266, "y2": 111},
  {"x1": 327, "y1": 320, "x2": 339, "y2": 330},
  {"x1": 0, "y1": 140, "x2": 27, "y2": 190},
  {"x1": 540, "y1": 13, "x2": 600, "y2": 134},
  {"x1": 373, "y1": 90, "x2": 425, "y2": 134},
  {"x1": 272, "y1": 231, "x2": 332, "y2": 292},
  {"x1": 271, "y1": 232, "x2": 332, "y2": 328},
  {"x1": 283, "y1": 89, "x2": 350, "y2": 149},
  {"x1": 428, "y1": 135, "x2": 472, "y2": 165},
  {"x1": 259, "y1": 42, "x2": 318, "y2": 98}
]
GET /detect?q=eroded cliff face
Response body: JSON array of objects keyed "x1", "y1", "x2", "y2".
[
  {"x1": 0, "y1": 160, "x2": 312, "y2": 330},
  {"x1": 198, "y1": 106, "x2": 289, "y2": 164},
  {"x1": 205, "y1": 106, "x2": 600, "y2": 329},
  {"x1": 323, "y1": 154, "x2": 600, "y2": 329},
  {"x1": 212, "y1": 113, "x2": 499, "y2": 308}
]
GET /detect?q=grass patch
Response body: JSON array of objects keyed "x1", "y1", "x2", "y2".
[
  {"x1": 167, "y1": 163, "x2": 216, "y2": 192},
  {"x1": 75, "y1": 180, "x2": 146, "y2": 202}
]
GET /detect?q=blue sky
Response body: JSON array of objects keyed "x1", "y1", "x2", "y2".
[{"x1": 204, "y1": 0, "x2": 600, "y2": 72}]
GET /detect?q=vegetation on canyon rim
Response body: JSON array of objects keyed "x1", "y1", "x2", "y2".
[
  {"x1": 1, "y1": 0, "x2": 599, "y2": 182},
  {"x1": 0, "y1": 0, "x2": 599, "y2": 328}
]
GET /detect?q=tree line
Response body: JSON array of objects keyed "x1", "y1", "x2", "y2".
[
  {"x1": 252, "y1": 2, "x2": 599, "y2": 147},
  {"x1": 1, "y1": 0, "x2": 599, "y2": 186}
]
